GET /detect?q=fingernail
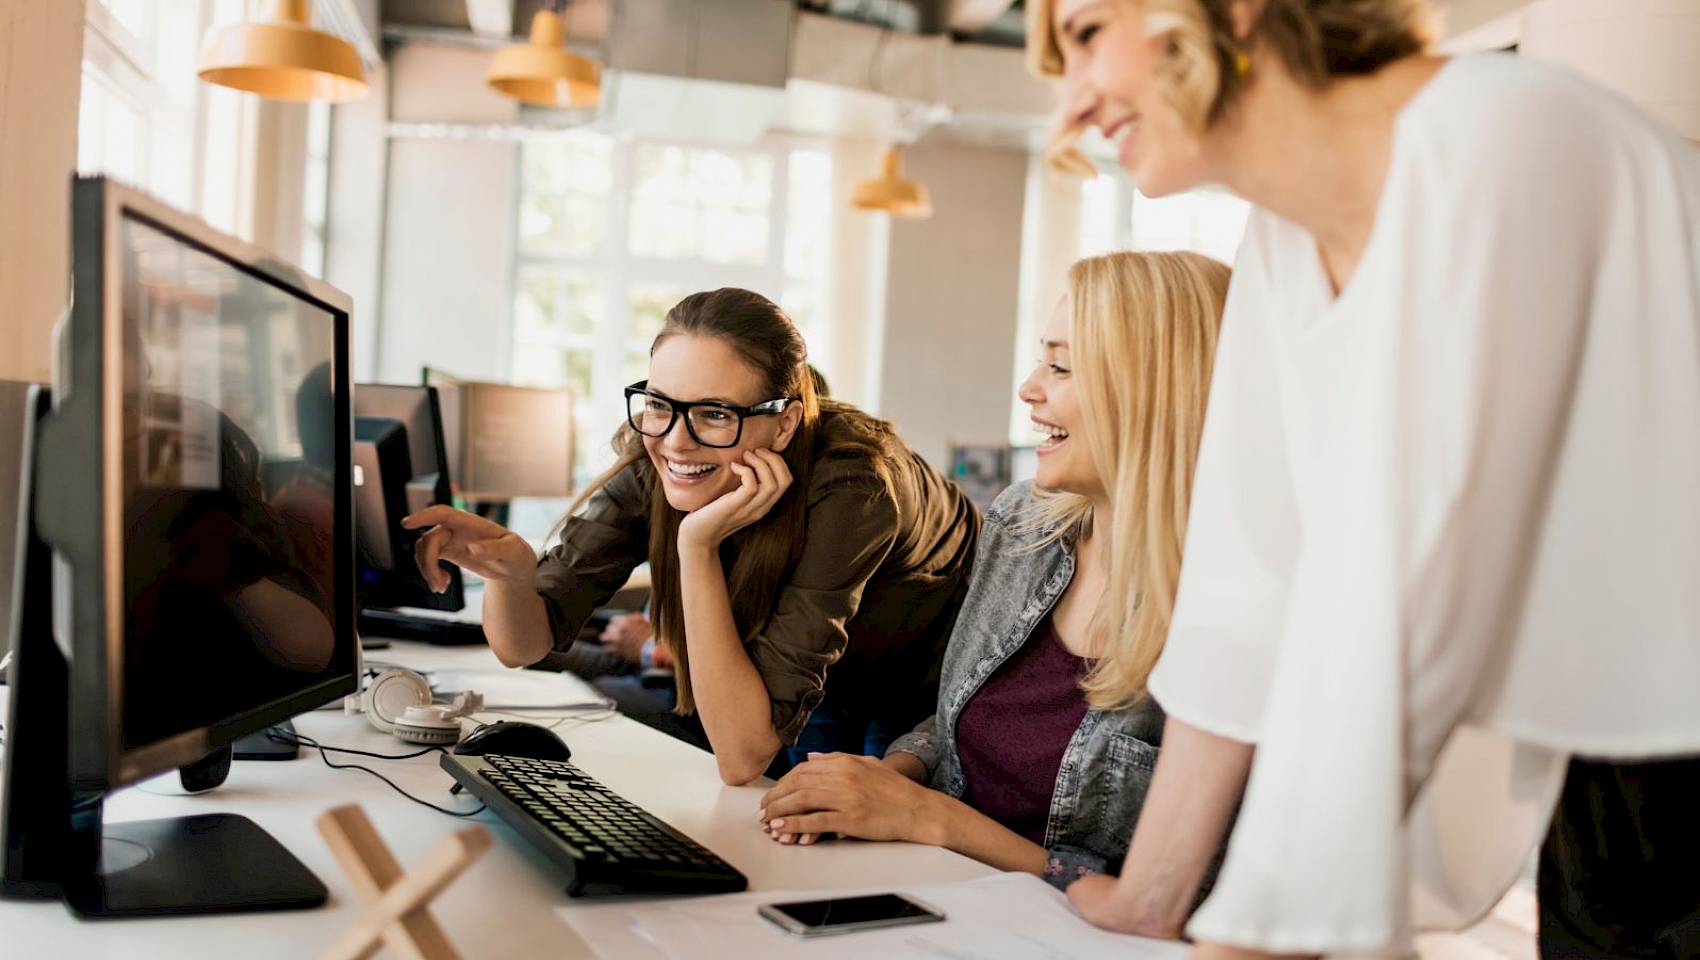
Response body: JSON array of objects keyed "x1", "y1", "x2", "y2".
[
  {"x1": 806, "y1": 752, "x2": 822, "y2": 759},
  {"x1": 801, "y1": 835, "x2": 816, "y2": 846},
  {"x1": 770, "y1": 818, "x2": 784, "y2": 829},
  {"x1": 757, "y1": 807, "x2": 766, "y2": 820},
  {"x1": 780, "y1": 834, "x2": 794, "y2": 845}
]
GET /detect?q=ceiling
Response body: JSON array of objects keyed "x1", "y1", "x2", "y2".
[
  {"x1": 378, "y1": 0, "x2": 1023, "y2": 48},
  {"x1": 381, "y1": 0, "x2": 611, "y2": 41}
]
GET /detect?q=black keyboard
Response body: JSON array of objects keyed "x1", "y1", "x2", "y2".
[
  {"x1": 359, "y1": 608, "x2": 487, "y2": 645},
  {"x1": 440, "y1": 753, "x2": 748, "y2": 896}
]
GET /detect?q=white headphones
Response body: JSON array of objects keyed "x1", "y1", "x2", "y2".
[{"x1": 344, "y1": 668, "x2": 484, "y2": 746}]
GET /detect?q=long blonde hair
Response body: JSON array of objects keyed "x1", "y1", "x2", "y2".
[{"x1": 1026, "y1": 251, "x2": 1230, "y2": 710}]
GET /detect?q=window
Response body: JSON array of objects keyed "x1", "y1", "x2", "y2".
[
  {"x1": 77, "y1": 0, "x2": 342, "y2": 259},
  {"x1": 511, "y1": 134, "x2": 833, "y2": 488},
  {"x1": 1076, "y1": 172, "x2": 1124, "y2": 258},
  {"x1": 79, "y1": 0, "x2": 207, "y2": 211},
  {"x1": 1076, "y1": 169, "x2": 1251, "y2": 265},
  {"x1": 1129, "y1": 189, "x2": 1251, "y2": 265}
]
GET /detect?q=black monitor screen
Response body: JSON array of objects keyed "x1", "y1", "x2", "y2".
[{"x1": 119, "y1": 213, "x2": 351, "y2": 751}]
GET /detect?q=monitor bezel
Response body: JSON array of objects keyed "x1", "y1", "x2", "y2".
[{"x1": 46, "y1": 176, "x2": 359, "y2": 792}]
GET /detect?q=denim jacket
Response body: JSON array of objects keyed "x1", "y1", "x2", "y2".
[{"x1": 886, "y1": 481, "x2": 1167, "y2": 891}]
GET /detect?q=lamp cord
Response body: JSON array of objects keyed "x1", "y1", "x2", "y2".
[{"x1": 864, "y1": 0, "x2": 892, "y2": 95}]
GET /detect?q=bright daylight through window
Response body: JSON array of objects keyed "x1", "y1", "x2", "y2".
[{"x1": 512, "y1": 134, "x2": 832, "y2": 487}]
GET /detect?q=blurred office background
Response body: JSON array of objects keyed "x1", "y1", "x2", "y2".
[{"x1": 3, "y1": 0, "x2": 1696, "y2": 533}]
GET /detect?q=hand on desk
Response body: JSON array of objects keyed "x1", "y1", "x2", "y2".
[
  {"x1": 402, "y1": 505, "x2": 537, "y2": 592},
  {"x1": 758, "y1": 752, "x2": 935, "y2": 846}
]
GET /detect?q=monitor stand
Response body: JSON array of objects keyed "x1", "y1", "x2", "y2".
[
  {"x1": 1, "y1": 387, "x2": 326, "y2": 917},
  {"x1": 233, "y1": 719, "x2": 300, "y2": 761},
  {"x1": 61, "y1": 800, "x2": 326, "y2": 918}
]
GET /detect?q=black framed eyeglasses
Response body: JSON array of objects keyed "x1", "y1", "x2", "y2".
[{"x1": 623, "y1": 381, "x2": 793, "y2": 449}]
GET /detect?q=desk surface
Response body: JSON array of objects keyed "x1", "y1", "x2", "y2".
[{"x1": 0, "y1": 641, "x2": 993, "y2": 958}]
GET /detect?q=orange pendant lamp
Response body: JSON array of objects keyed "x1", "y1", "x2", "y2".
[
  {"x1": 488, "y1": 2, "x2": 602, "y2": 108},
  {"x1": 197, "y1": 0, "x2": 368, "y2": 103},
  {"x1": 851, "y1": 147, "x2": 933, "y2": 219}
]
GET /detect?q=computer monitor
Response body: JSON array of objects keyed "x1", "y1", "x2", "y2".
[
  {"x1": 423, "y1": 367, "x2": 573, "y2": 501},
  {"x1": 352, "y1": 383, "x2": 463, "y2": 612},
  {"x1": 1, "y1": 177, "x2": 356, "y2": 916},
  {"x1": 0, "y1": 380, "x2": 35, "y2": 669}
]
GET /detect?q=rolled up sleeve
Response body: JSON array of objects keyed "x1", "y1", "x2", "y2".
[
  {"x1": 1042, "y1": 845, "x2": 1108, "y2": 892},
  {"x1": 534, "y1": 464, "x2": 650, "y2": 655},
  {"x1": 745, "y1": 475, "x2": 897, "y2": 745},
  {"x1": 885, "y1": 712, "x2": 943, "y2": 775}
]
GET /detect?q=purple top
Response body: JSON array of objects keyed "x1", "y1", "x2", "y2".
[{"x1": 954, "y1": 616, "x2": 1091, "y2": 845}]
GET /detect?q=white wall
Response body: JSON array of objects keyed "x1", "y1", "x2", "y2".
[
  {"x1": 824, "y1": 137, "x2": 890, "y2": 413},
  {"x1": 0, "y1": 0, "x2": 84, "y2": 382},
  {"x1": 876, "y1": 136, "x2": 1028, "y2": 470},
  {"x1": 1520, "y1": 0, "x2": 1700, "y2": 141},
  {"x1": 326, "y1": 59, "x2": 390, "y2": 381},
  {"x1": 370, "y1": 43, "x2": 519, "y2": 384}
]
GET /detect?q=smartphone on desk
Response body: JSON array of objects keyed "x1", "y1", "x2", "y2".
[{"x1": 758, "y1": 893, "x2": 945, "y2": 938}]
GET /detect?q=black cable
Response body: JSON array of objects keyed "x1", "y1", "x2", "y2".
[
  {"x1": 269, "y1": 730, "x2": 439, "y2": 762},
  {"x1": 270, "y1": 730, "x2": 488, "y2": 819}
]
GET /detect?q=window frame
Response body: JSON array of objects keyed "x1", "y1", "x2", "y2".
[{"x1": 508, "y1": 130, "x2": 831, "y2": 486}]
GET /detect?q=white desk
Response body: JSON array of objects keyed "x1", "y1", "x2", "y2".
[{"x1": 0, "y1": 641, "x2": 994, "y2": 958}]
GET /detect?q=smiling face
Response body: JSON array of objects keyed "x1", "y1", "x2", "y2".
[
  {"x1": 1053, "y1": 0, "x2": 1212, "y2": 197},
  {"x1": 1018, "y1": 296, "x2": 1104, "y2": 501},
  {"x1": 641, "y1": 334, "x2": 802, "y2": 513}
]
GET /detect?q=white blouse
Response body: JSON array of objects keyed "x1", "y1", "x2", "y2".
[{"x1": 1148, "y1": 54, "x2": 1700, "y2": 955}]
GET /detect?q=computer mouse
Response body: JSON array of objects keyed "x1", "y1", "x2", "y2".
[{"x1": 453, "y1": 720, "x2": 572, "y2": 762}]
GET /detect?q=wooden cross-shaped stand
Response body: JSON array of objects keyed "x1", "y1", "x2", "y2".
[{"x1": 316, "y1": 804, "x2": 493, "y2": 960}]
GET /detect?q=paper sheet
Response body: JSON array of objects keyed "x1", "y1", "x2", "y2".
[
  {"x1": 557, "y1": 872, "x2": 1191, "y2": 960},
  {"x1": 428, "y1": 667, "x2": 613, "y2": 710}
]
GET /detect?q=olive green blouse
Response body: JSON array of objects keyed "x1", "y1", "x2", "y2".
[{"x1": 533, "y1": 427, "x2": 980, "y2": 744}]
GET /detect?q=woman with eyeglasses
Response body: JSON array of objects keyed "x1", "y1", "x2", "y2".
[
  {"x1": 1028, "y1": 0, "x2": 1700, "y2": 957},
  {"x1": 404, "y1": 288, "x2": 980, "y2": 785}
]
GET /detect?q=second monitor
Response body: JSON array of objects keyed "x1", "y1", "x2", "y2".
[{"x1": 353, "y1": 383, "x2": 463, "y2": 614}]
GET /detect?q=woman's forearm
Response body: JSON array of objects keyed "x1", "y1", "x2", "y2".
[
  {"x1": 1192, "y1": 945, "x2": 1312, "y2": 960},
  {"x1": 924, "y1": 791, "x2": 1047, "y2": 875},
  {"x1": 1115, "y1": 716, "x2": 1254, "y2": 936},
  {"x1": 679, "y1": 545, "x2": 782, "y2": 784},
  {"x1": 884, "y1": 751, "x2": 928, "y2": 783},
  {"x1": 481, "y1": 580, "x2": 555, "y2": 668}
]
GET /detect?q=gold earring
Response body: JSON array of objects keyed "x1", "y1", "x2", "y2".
[{"x1": 1233, "y1": 50, "x2": 1251, "y2": 78}]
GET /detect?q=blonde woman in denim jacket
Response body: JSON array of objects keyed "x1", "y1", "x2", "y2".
[{"x1": 761, "y1": 250, "x2": 1230, "y2": 899}]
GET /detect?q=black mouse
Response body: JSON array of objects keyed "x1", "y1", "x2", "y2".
[{"x1": 454, "y1": 721, "x2": 571, "y2": 762}]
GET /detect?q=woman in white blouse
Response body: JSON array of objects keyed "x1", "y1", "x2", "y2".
[{"x1": 1027, "y1": 0, "x2": 1700, "y2": 957}]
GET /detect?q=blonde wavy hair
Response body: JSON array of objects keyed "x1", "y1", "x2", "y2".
[
  {"x1": 1024, "y1": 251, "x2": 1230, "y2": 710},
  {"x1": 1029, "y1": 0, "x2": 1431, "y2": 168}
]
